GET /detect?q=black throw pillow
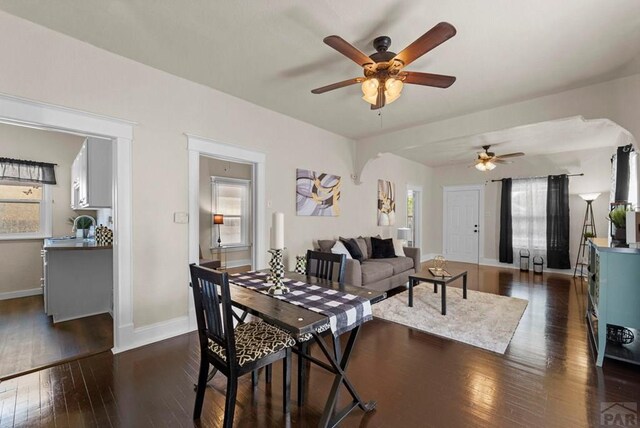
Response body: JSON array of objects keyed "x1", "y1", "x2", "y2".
[
  {"x1": 371, "y1": 237, "x2": 396, "y2": 259},
  {"x1": 339, "y1": 237, "x2": 363, "y2": 262}
]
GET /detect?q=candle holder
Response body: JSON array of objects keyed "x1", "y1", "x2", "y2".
[{"x1": 267, "y1": 248, "x2": 289, "y2": 295}]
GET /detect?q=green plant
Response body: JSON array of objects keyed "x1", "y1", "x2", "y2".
[
  {"x1": 608, "y1": 206, "x2": 629, "y2": 228},
  {"x1": 583, "y1": 232, "x2": 595, "y2": 239},
  {"x1": 68, "y1": 216, "x2": 93, "y2": 229}
]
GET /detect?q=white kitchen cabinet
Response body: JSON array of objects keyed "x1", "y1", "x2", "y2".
[{"x1": 71, "y1": 137, "x2": 112, "y2": 209}]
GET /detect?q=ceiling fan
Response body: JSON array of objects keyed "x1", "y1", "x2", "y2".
[
  {"x1": 473, "y1": 145, "x2": 525, "y2": 171},
  {"x1": 311, "y1": 22, "x2": 457, "y2": 109}
]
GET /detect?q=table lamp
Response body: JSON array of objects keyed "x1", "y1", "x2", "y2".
[
  {"x1": 213, "y1": 214, "x2": 224, "y2": 247},
  {"x1": 397, "y1": 227, "x2": 411, "y2": 246}
]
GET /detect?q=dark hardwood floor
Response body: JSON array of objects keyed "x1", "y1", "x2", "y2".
[
  {"x1": 1, "y1": 263, "x2": 638, "y2": 427},
  {"x1": 0, "y1": 295, "x2": 113, "y2": 381}
]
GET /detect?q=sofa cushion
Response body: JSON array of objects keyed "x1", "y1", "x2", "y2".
[
  {"x1": 317, "y1": 239, "x2": 336, "y2": 253},
  {"x1": 340, "y1": 237, "x2": 363, "y2": 262},
  {"x1": 359, "y1": 235, "x2": 380, "y2": 259},
  {"x1": 330, "y1": 240, "x2": 352, "y2": 259},
  {"x1": 355, "y1": 238, "x2": 368, "y2": 260},
  {"x1": 371, "y1": 237, "x2": 396, "y2": 259},
  {"x1": 361, "y1": 260, "x2": 394, "y2": 284},
  {"x1": 367, "y1": 256, "x2": 414, "y2": 275}
]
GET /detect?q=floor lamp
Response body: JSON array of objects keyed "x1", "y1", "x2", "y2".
[{"x1": 573, "y1": 193, "x2": 599, "y2": 278}]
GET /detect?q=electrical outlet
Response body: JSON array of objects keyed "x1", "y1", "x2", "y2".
[{"x1": 174, "y1": 212, "x2": 189, "y2": 224}]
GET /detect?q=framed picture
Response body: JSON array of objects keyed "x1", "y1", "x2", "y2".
[
  {"x1": 296, "y1": 168, "x2": 341, "y2": 216},
  {"x1": 377, "y1": 179, "x2": 396, "y2": 226}
]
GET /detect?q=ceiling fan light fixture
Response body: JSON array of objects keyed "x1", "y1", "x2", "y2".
[
  {"x1": 361, "y1": 78, "x2": 379, "y2": 95},
  {"x1": 475, "y1": 162, "x2": 487, "y2": 171},
  {"x1": 485, "y1": 161, "x2": 497, "y2": 171}
]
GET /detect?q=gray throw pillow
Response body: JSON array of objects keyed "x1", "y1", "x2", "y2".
[
  {"x1": 355, "y1": 238, "x2": 368, "y2": 260},
  {"x1": 317, "y1": 239, "x2": 336, "y2": 253}
]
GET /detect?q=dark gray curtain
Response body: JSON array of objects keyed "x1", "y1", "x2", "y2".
[
  {"x1": 547, "y1": 174, "x2": 570, "y2": 269},
  {"x1": 613, "y1": 144, "x2": 633, "y2": 202},
  {"x1": 499, "y1": 178, "x2": 513, "y2": 263},
  {"x1": 0, "y1": 157, "x2": 57, "y2": 184}
]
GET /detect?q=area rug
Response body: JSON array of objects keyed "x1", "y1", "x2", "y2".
[{"x1": 372, "y1": 287, "x2": 528, "y2": 354}]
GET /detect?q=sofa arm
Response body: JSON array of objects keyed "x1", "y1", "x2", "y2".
[
  {"x1": 344, "y1": 259, "x2": 362, "y2": 287},
  {"x1": 403, "y1": 247, "x2": 421, "y2": 271}
]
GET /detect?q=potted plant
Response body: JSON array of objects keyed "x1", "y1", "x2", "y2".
[
  {"x1": 68, "y1": 216, "x2": 93, "y2": 239},
  {"x1": 583, "y1": 232, "x2": 595, "y2": 239},
  {"x1": 608, "y1": 206, "x2": 629, "y2": 244}
]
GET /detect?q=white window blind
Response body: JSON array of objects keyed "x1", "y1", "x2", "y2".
[{"x1": 211, "y1": 177, "x2": 251, "y2": 248}]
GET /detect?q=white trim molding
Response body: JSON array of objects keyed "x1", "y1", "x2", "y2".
[
  {"x1": 0, "y1": 92, "x2": 134, "y2": 353},
  {"x1": 0, "y1": 287, "x2": 43, "y2": 301},
  {"x1": 186, "y1": 134, "x2": 266, "y2": 331}
]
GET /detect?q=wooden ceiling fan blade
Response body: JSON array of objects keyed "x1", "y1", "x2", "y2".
[
  {"x1": 493, "y1": 159, "x2": 512, "y2": 164},
  {"x1": 392, "y1": 22, "x2": 456, "y2": 67},
  {"x1": 311, "y1": 78, "x2": 363, "y2": 94},
  {"x1": 403, "y1": 71, "x2": 456, "y2": 88},
  {"x1": 496, "y1": 152, "x2": 525, "y2": 159},
  {"x1": 323, "y1": 35, "x2": 375, "y2": 69}
]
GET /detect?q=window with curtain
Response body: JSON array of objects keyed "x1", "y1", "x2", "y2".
[
  {"x1": 511, "y1": 177, "x2": 547, "y2": 259},
  {"x1": 0, "y1": 181, "x2": 51, "y2": 239},
  {"x1": 211, "y1": 177, "x2": 251, "y2": 248}
]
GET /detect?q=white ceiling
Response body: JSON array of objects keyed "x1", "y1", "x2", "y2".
[{"x1": 1, "y1": 1, "x2": 639, "y2": 142}]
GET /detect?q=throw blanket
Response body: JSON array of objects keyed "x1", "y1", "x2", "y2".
[{"x1": 229, "y1": 271, "x2": 372, "y2": 337}]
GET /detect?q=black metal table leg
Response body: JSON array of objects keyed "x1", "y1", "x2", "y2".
[
  {"x1": 434, "y1": 283, "x2": 437, "y2": 293},
  {"x1": 313, "y1": 327, "x2": 376, "y2": 428},
  {"x1": 408, "y1": 278, "x2": 414, "y2": 307},
  {"x1": 441, "y1": 282, "x2": 447, "y2": 315},
  {"x1": 463, "y1": 273, "x2": 467, "y2": 299}
]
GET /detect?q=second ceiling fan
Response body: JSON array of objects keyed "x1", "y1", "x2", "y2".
[
  {"x1": 311, "y1": 22, "x2": 457, "y2": 109},
  {"x1": 472, "y1": 145, "x2": 525, "y2": 171}
]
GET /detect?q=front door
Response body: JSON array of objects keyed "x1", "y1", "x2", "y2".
[{"x1": 443, "y1": 187, "x2": 480, "y2": 263}]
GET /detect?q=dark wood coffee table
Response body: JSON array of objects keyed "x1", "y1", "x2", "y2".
[{"x1": 408, "y1": 268, "x2": 468, "y2": 315}]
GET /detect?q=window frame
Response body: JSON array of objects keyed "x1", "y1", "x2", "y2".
[
  {"x1": 210, "y1": 176, "x2": 252, "y2": 250},
  {"x1": 0, "y1": 180, "x2": 52, "y2": 240}
]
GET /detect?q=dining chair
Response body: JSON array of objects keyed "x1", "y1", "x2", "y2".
[
  {"x1": 296, "y1": 250, "x2": 347, "y2": 405},
  {"x1": 189, "y1": 264, "x2": 295, "y2": 427},
  {"x1": 305, "y1": 250, "x2": 347, "y2": 284}
]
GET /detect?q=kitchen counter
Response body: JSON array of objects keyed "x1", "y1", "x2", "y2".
[
  {"x1": 589, "y1": 237, "x2": 640, "y2": 254},
  {"x1": 44, "y1": 238, "x2": 112, "y2": 251}
]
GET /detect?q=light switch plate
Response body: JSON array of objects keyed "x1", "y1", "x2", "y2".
[{"x1": 174, "y1": 212, "x2": 189, "y2": 224}]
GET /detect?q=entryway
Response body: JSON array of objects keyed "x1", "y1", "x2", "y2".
[{"x1": 442, "y1": 185, "x2": 483, "y2": 263}]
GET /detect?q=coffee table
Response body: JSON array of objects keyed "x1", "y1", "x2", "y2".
[{"x1": 408, "y1": 268, "x2": 468, "y2": 315}]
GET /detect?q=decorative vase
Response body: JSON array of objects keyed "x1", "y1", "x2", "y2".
[
  {"x1": 267, "y1": 248, "x2": 289, "y2": 295},
  {"x1": 294, "y1": 255, "x2": 307, "y2": 275}
]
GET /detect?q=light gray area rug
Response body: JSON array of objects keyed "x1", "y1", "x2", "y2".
[{"x1": 372, "y1": 287, "x2": 528, "y2": 354}]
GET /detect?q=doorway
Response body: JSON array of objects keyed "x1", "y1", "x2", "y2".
[
  {"x1": 443, "y1": 185, "x2": 483, "y2": 263},
  {"x1": 407, "y1": 186, "x2": 422, "y2": 249}
]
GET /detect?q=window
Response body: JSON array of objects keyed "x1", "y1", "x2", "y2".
[
  {"x1": 211, "y1": 177, "x2": 251, "y2": 248},
  {"x1": 511, "y1": 178, "x2": 547, "y2": 256},
  {"x1": 0, "y1": 181, "x2": 51, "y2": 239}
]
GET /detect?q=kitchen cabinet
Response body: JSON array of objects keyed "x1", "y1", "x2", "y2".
[
  {"x1": 586, "y1": 238, "x2": 640, "y2": 366},
  {"x1": 71, "y1": 137, "x2": 112, "y2": 209},
  {"x1": 42, "y1": 238, "x2": 113, "y2": 323}
]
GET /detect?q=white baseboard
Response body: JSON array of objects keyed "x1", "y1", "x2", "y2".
[
  {"x1": 421, "y1": 253, "x2": 438, "y2": 263},
  {"x1": 225, "y1": 259, "x2": 252, "y2": 269},
  {"x1": 0, "y1": 287, "x2": 43, "y2": 301},
  {"x1": 112, "y1": 315, "x2": 197, "y2": 354}
]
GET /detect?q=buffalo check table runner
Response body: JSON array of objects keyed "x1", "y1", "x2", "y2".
[{"x1": 229, "y1": 271, "x2": 373, "y2": 337}]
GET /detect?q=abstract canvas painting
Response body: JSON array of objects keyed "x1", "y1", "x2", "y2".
[
  {"x1": 296, "y1": 168, "x2": 341, "y2": 216},
  {"x1": 377, "y1": 179, "x2": 396, "y2": 226}
]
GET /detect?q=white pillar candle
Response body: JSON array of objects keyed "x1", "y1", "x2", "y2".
[{"x1": 271, "y1": 212, "x2": 284, "y2": 249}]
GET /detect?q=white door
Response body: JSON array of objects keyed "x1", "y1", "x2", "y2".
[{"x1": 443, "y1": 187, "x2": 480, "y2": 263}]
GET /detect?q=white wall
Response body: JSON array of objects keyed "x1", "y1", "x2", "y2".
[
  {"x1": 0, "y1": 12, "x2": 430, "y2": 327},
  {"x1": 429, "y1": 146, "x2": 614, "y2": 266},
  {"x1": 0, "y1": 123, "x2": 85, "y2": 295}
]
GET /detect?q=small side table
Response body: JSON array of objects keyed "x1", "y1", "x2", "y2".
[{"x1": 408, "y1": 268, "x2": 468, "y2": 315}]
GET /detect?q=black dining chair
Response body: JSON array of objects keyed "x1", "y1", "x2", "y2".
[
  {"x1": 189, "y1": 264, "x2": 295, "y2": 427},
  {"x1": 296, "y1": 250, "x2": 347, "y2": 405},
  {"x1": 305, "y1": 250, "x2": 347, "y2": 284}
]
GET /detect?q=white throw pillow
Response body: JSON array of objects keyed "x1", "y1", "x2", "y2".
[
  {"x1": 392, "y1": 238, "x2": 406, "y2": 257},
  {"x1": 331, "y1": 240, "x2": 352, "y2": 259}
]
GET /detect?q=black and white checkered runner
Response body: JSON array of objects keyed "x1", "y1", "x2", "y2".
[{"x1": 229, "y1": 271, "x2": 372, "y2": 337}]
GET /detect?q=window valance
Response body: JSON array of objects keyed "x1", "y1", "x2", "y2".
[{"x1": 0, "y1": 157, "x2": 57, "y2": 185}]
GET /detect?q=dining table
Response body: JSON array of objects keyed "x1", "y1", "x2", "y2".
[{"x1": 225, "y1": 270, "x2": 387, "y2": 428}]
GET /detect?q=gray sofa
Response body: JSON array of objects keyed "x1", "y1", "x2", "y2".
[{"x1": 316, "y1": 237, "x2": 421, "y2": 292}]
